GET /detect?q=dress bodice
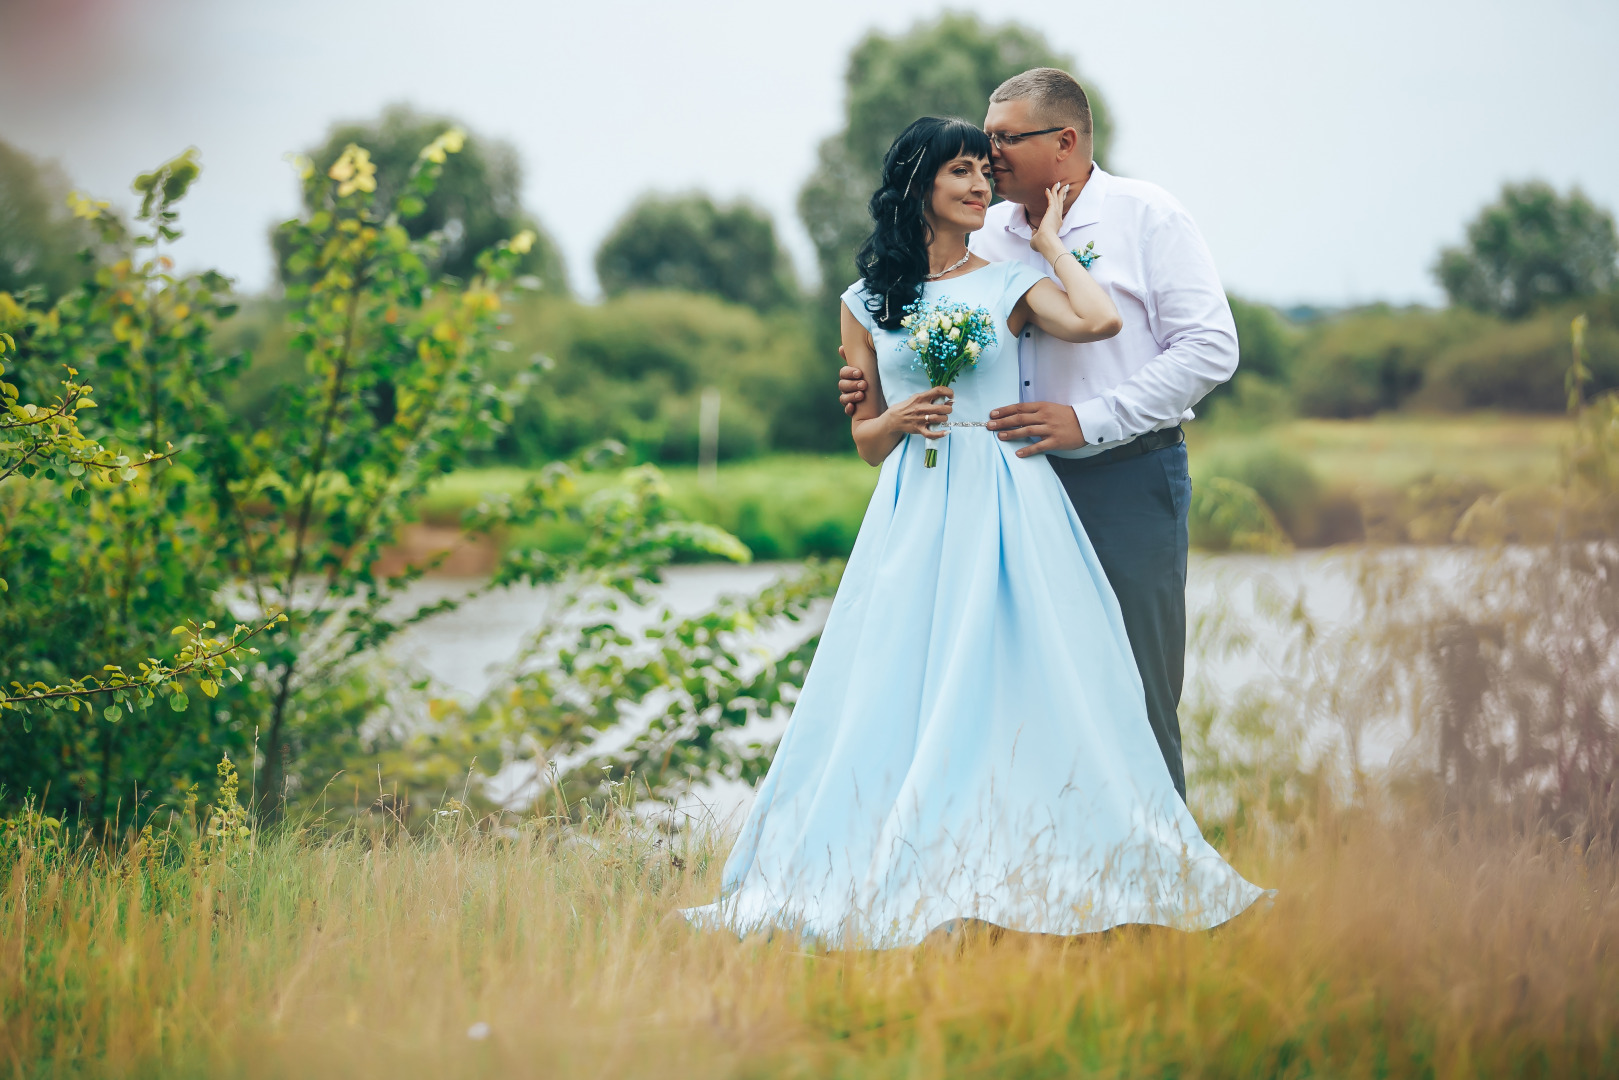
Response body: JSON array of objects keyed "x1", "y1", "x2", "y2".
[{"x1": 841, "y1": 261, "x2": 1046, "y2": 425}]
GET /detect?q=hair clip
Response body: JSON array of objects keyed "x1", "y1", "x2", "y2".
[
  {"x1": 890, "y1": 148, "x2": 926, "y2": 225},
  {"x1": 899, "y1": 149, "x2": 925, "y2": 202}
]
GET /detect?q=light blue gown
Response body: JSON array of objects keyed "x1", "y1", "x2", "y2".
[{"x1": 685, "y1": 262, "x2": 1267, "y2": 946}]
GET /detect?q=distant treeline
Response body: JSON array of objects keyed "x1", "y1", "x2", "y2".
[
  {"x1": 217, "y1": 286, "x2": 1619, "y2": 471},
  {"x1": 1212, "y1": 291, "x2": 1619, "y2": 425}
]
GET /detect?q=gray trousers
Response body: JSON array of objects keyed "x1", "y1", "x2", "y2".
[{"x1": 1048, "y1": 443, "x2": 1191, "y2": 799}]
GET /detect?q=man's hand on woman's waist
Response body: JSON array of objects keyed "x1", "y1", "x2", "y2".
[{"x1": 986, "y1": 401, "x2": 1086, "y2": 457}]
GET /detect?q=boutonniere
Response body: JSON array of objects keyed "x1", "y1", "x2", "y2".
[{"x1": 1069, "y1": 241, "x2": 1101, "y2": 269}]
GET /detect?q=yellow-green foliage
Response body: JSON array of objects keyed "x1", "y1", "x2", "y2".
[
  {"x1": 3, "y1": 789, "x2": 1615, "y2": 1078},
  {"x1": 1189, "y1": 476, "x2": 1292, "y2": 554}
]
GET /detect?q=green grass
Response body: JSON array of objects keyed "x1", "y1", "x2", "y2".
[{"x1": 1188, "y1": 412, "x2": 1571, "y2": 492}]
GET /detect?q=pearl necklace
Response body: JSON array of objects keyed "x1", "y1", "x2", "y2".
[{"x1": 925, "y1": 249, "x2": 972, "y2": 280}]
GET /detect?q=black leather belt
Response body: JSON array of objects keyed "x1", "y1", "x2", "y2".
[{"x1": 1049, "y1": 426, "x2": 1184, "y2": 471}]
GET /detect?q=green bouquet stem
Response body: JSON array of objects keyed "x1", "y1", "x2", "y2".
[{"x1": 923, "y1": 387, "x2": 950, "y2": 467}]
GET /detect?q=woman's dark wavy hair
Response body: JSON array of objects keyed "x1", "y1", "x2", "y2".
[{"x1": 856, "y1": 117, "x2": 992, "y2": 331}]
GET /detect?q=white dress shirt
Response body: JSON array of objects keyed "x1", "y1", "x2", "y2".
[{"x1": 969, "y1": 163, "x2": 1238, "y2": 458}]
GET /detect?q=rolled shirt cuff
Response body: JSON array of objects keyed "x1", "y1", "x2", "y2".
[{"x1": 1071, "y1": 395, "x2": 1124, "y2": 446}]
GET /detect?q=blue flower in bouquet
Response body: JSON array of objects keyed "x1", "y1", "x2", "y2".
[
  {"x1": 898, "y1": 298, "x2": 997, "y2": 468},
  {"x1": 898, "y1": 298, "x2": 997, "y2": 390}
]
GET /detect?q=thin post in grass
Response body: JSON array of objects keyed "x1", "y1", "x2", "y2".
[{"x1": 698, "y1": 387, "x2": 721, "y2": 491}]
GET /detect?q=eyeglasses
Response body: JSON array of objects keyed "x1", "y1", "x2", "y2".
[{"x1": 985, "y1": 126, "x2": 1066, "y2": 150}]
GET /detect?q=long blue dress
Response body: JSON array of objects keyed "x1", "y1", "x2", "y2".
[{"x1": 685, "y1": 262, "x2": 1267, "y2": 945}]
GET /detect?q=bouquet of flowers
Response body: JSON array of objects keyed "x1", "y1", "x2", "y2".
[{"x1": 900, "y1": 298, "x2": 997, "y2": 467}]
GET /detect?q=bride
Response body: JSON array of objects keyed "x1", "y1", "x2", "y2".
[{"x1": 685, "y1": 117, "x2": 1267, "y2": 945}]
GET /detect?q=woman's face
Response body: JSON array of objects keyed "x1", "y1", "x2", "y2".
[{"x1": 925, "y1": 153, "x2": 993, "y2": 234}]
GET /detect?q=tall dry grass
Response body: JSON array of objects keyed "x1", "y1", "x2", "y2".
[{"x1": 4, "y1": 775, "x2": 1616, "y2": 1079}]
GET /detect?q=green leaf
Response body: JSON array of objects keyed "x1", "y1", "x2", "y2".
[
  {"x1": 168, "y1": 691, "x2": 189, "y2": 712},
  {"x1": 104, "y1": 705, "x2": 122, "y2": 721}
]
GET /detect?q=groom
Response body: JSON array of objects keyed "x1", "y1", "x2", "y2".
[{"x1": 837, "y1": 68, "x2": 1239, "y2": 799}]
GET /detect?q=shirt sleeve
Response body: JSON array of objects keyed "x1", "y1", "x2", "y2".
[{"x1": 1070, "y1": 207, "x2": 1239, "y2": 446}]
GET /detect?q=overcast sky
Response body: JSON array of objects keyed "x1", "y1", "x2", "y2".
[{"x1": 2, "y1": 0, "x2": 1616, "y2": 306}]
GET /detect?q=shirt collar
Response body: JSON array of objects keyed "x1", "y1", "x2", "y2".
[{"x1": 1003, "y1": 161, "x2": 1109, "y2": 238}]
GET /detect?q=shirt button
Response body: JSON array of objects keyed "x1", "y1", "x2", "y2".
[{"x1": 1024, "y1": 381, "x2": 1031, "y2": 386}]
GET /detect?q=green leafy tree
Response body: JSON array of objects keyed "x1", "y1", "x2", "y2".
[
  {"x1": 1436, "y1": 181, "x2": 1619, "y2": 319},
  {"x1": 1, "y1": 153, "x2": 278, "y2": 824},
  {"x1": 0, "y1": 139, "x2": 98, "y2": 300},
  {"x1": 284, "y1": 105, "x2": 568, "y2": 292},
  {"x1": 237, "y1": 133, "x2": 548, "y2": 816},
  {"x1": 596, "y1": 192, "x2": 797, "y2": 311}
]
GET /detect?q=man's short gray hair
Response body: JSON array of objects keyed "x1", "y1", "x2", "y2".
[{"x1": 989, "y1": 68, "x2": 1094, "y2": 137}]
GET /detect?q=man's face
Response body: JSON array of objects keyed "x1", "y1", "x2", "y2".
[{"x1": 984, "y1": 98, "x2": 1073, "y2": 207}]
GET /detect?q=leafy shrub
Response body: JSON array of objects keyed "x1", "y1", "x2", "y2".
[
  {"x1": 1, "y1": 154, "x2": 265, "y2": 824},
  {"x1": 1196, "y1": 296, "x2": 1299, "y2": 428},
  {"x1": 1359, "y1": 474, "x2": 1497, "y2": 544},
  {"x1": 1226, "y1": 295, "x2": 1297, "y2": 382},
  {"x1": 1292, "y1": 305, "x2": 1489, "y2": 417},
  {"x1": 1197, "y1": 369, "x2": 1295, "y2": 430},
  {"x1": 1415, "y1": 298, "x2": 1619, "y2": 411},
  {"x1": 1203, "y1": 442, "x2": 1363, "y2": 546},
  {"x1": 1287, "y1": 295, "x2": 1619, "y2": 420},
  {"x1": 486, "y1": 291, "x2": 819, "y2": 465},
  {"x1": 1189, "y1": 476, "x2": 1291, "y2": 553}
]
